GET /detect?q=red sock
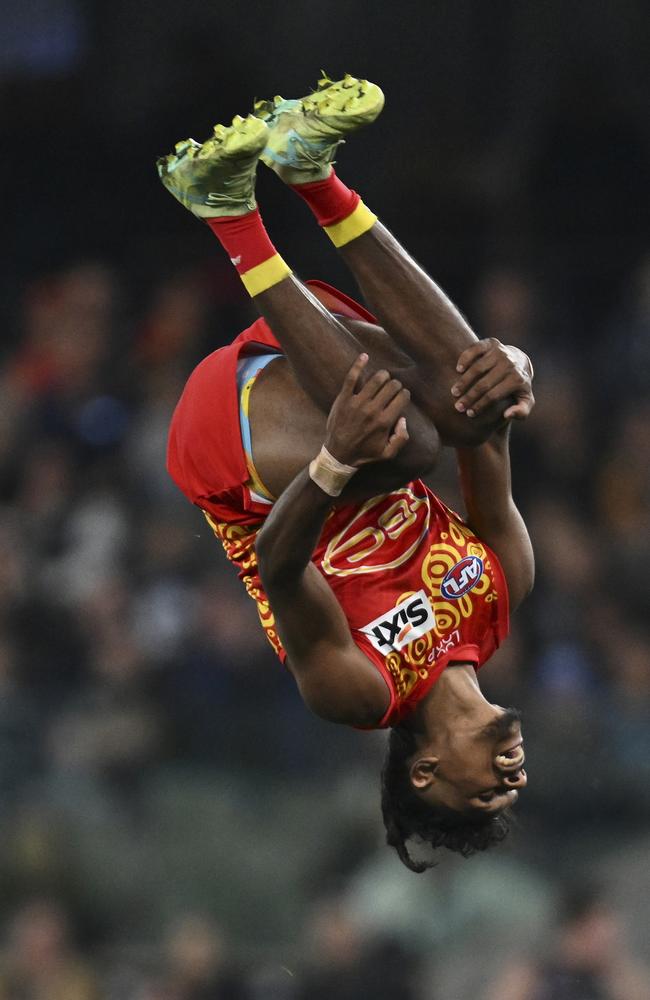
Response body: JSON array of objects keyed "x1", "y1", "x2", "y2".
[
  {"x1": 290, "y1": 169, "x2": 360, "y2": 227},
  {"x1": 205, "y1": 210, "x2": 291, "y2": 296},
  {"x1": 205, "y1": 209, "x2": 278, "y2": 274}
]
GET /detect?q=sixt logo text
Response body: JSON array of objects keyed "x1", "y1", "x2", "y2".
[
  {"x1": 440, "y1": 556, "x2": 484, "y2": 599},
  {"x1": 361, "y1": 590, "x2": 436, "y2": 654}
]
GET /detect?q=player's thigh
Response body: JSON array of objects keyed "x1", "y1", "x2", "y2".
[
  {"x1": 248, "y1": 324, "x2": 412, "y2": 498},
  {"x1": 248, "y1": 358, "x2": 327, "y2": 497},
  {"x1": 249, "y1": 353, "x2": 439, "y2": 501}
]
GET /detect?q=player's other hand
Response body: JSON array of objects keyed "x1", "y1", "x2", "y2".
[
  {"x1": 324, "y1": 355, "x2": 410, "y2": 466},
  {"x1": 451, "y1": 339, "x2": 535, "y2": 421}
]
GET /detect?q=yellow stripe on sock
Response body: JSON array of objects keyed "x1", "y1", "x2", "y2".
[
  {"x1": 323, "y1": 201, "x2": 378, "y2": 248},
  {"x1": 240, "y1": 254, "x2": 292, "y2": 297}
]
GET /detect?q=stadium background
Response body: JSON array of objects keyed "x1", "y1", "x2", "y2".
[{"x1": 1, "y1": 1, "x2": 649, "y2": 997}]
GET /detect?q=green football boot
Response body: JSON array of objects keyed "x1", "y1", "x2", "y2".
[
  {"x1": 156, "y1": 114, "x2": 269, "y2": 218},
  {"x1": 255, "y1": 73, "x2": 384, "y2": 185}
]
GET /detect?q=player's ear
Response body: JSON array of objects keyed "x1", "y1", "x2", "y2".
[{"x1": 409, "y1": 754, "x2": 439, "y2": 790}]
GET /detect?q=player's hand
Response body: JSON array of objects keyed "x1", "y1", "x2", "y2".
[
  {"x1": 324, "y1": 354, "x2": 410, "y2": 466},
  {"x1": 451, "y1": 339, "x2": 535, "y2": 421}
]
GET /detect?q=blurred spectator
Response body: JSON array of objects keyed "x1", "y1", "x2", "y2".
[
  {"x1": 595, "y1": 253, "x2": 650, "y2": 398},
  {"x1": 133, "y1": 272, "x2": 211, "y2": 371},
  {"x1": 484, "y1": 883, "x2": 650, "y2": 1000},
  {"x1": 596, "y1": 402, "x2": 650, "y2": 621},
  {"x1": 474, "y1": 267, "x2": 540, "y2": 355},
  {"x1": 0, "y1": 637, "x2": 42, "y2": 814},
  {"x1": 41, "y1": 484, "x2": 130, "y2": 607},
  {"x1": 297, "y1": 896, "x2": 421, "y2": 1000},
  {"x1": 0, "y1": 899, "x2": 100, "y2": 1000},
  {"x1": 9, "y1": 264, "x2": 117, "y2": 402},
  {"x1": 48, "y1": 631, "x2": 165, "y2": 823},
  {"x1": 598, "y1": 625, "x2": 650, "y2": 816},
  {"x1": 144, "y1": 913, "x2": 250, "y2": 1000},
  {"x1": 125, "y1": 366, "x2": 188, "y2": 502}
]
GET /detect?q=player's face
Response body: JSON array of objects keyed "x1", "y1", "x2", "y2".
[{"x1": 411, "y1": 706, "x2": 527, "y2": 815}]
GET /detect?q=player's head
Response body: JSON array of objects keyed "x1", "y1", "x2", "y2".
[{"x1": 381, "y1": 707, "x2": 525, "y2": 872}]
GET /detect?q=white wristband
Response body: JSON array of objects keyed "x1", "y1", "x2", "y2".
[{"x1": 309, "y1": 445, "x2": 358, "y2": 497}]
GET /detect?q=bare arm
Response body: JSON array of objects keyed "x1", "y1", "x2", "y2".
[
  {"x1": 457, "y1": 425, "x2": 534, "y2": 612},
  {"x1": 255, "y1": 470, "x2": 390, "y2": 725},
  {"x1": 255, "y1": 357, "x2": 411, "y2": 725},
  {"x1": 452, "y1": 339, "x2": 535, "y2": 612}
]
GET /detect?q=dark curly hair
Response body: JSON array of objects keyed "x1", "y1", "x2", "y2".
[{"x1": 381, "y1": 724, "x2": 511, "y2": 873}]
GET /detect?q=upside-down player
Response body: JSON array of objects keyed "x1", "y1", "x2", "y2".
[{"x1": 158, "y1": 75, "x2": 535, "y2": 872}]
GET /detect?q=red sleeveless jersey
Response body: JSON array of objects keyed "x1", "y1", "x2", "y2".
[{"x1": 167, "y1": 283, "x2": 509, "y2": 728}]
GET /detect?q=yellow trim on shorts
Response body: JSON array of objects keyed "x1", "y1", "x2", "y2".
[
  {"x1": 240, "y1": 369, "x2": 276, "y2": 502},
  {"x1": 240, "y1": 254, "x2": 292, "y2": 296},
  {"x1": 246, "y1": 454, "x2": 275, "y2": 502},
  {"x1": 323, "y1": 201, "x2": 377, "y2": 248}
]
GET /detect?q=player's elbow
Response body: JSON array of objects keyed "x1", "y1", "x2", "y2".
[
  {"x1": 397, "y1": 413, "x2": 440, "y2": 478},
  {"x1": 516, "y1": 564, "x2": 535, "y2": 609},
  {"x1": 507, "y1": 540, "x2": 536, "y2": 613},
  {"x1": 521, "y1": 549, "x2": 536, "y2": 602},
  {"x1": 255, "y1": 528, "x2": 282, "y2": 587},
  {"x1": 255, "y1": 527, "x2": 300, "y2": 591}
]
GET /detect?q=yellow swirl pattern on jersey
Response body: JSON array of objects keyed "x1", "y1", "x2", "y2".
[
  {"x1": 203, "y1": 512, "x2": 283, "y2": 657},
  {"x1": 379, "y1": 520, "x2": 500, "y2": 698},
  {"x1": 383, "y1": 650, "x2": 419, "y2": 701}
]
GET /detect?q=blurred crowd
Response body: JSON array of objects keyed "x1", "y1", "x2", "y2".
[
  {"x1": 1, "y1": 883, "x2": 649, "y2": 1000},
  {"x1": 0, "y1": 247, "x2": 648, "y2": 996}
]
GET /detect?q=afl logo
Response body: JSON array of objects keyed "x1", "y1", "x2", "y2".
[{"x1": 440, "y1": 556, "x2": 484, "y2": 599}]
